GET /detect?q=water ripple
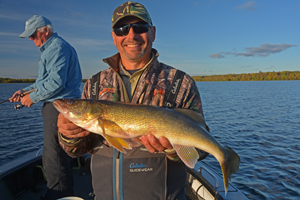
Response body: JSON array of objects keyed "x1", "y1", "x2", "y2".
[
  {"x1": 1, "y1": 82, "x2": 300, "y2": 199},
  {"x1": 197, "y1": 81, "x2": 300, "y2": 199}
]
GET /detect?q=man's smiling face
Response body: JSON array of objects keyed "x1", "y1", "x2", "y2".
[{"x1": 111, "y1": 16, "x2": 155, "y2": 64}]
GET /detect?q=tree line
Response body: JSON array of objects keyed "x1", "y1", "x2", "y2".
[
  {"x1": 0, "y1": 78, "x2": 36, "y2": 83},
  {"x1": 1, "y1": 71, "x2": 300, "y2": 83},
  {"x1": 192, "y1": 71, "x2": 300, "y2": 82}
]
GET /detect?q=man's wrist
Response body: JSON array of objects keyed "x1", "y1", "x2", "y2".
[
  {"x1": 58, "y1": 131, "x2": 82, "y2": 146},
  {"x1": 163, "y1": 148, "x2": 182, "y2": 162}
]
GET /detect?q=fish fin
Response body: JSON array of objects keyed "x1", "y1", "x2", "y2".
[
  {"x1": 114, "y1": 137, "x2": 132, "y2": 150},
  {"x1": 124, "y1": 139, "x2": 143, "y2": 148},
  {"x1": 104, "y1": 135, "x2": 131, "y2": 153},
  {"x1": 102, "y1": 119, "x2": 131, "y2": 138},
  {"x1": 220, "y1": 146, "x2": 241, "y2": 196},
  {"x1": 97, "y1": 119, "x2": 131, "y2": 153},
  {"x1": 172, "y1": 108, "x2": 209, "y2": 131},
  {"x1": 173, "y1": 144, "x2": 199, "y2": 168}
]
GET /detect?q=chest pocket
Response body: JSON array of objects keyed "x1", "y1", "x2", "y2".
[{"x1": 122, "y1": 148, "x2": 167, "y2": 200}]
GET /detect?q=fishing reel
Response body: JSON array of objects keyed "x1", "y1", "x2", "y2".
[
  {"x1": 14, "y1": 93, "x2": 27, "y2": 110},
  {"x1": 14, "y1": 104, "x2": 25, "y2": 110},
  {"x1": 0, "y1": 88, "x2": 36, "y2": 110}
]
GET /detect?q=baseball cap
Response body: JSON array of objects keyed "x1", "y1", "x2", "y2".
[
  {"x1": 111, "y1": 1, "x2": 152, "y2": 28},
  {"x1": 20, "y1": 15, "x2": 52, "y2": 38}
]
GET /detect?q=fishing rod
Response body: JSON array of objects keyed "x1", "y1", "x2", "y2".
[{"x1": 0, "y1": 88, "x2": 36, "y2": 110}]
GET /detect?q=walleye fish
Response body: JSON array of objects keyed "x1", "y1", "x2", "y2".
[{"x1": 53, "y1": 99, "x2": 240, "y2": 195}]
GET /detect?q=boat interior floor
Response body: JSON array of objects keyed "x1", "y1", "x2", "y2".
[{"x1": 20, "y1": 161, "x2": 94, "y2": 200}]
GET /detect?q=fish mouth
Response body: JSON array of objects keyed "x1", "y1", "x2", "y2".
[{"x1": 53, "y1": 99, "x2": 67, "y2": 114}]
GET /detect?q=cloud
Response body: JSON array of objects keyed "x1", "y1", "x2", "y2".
[
  {"x1": 0, "y1": 32, "x2": 19, "y2": 36},
  {"x1": 265, "y1": 66, "x2": 275, "y2": 70},
  {"x1": 210, "y1": 43, "x2": 297, "y2": 59},
  {"x1": 235, "y1": 1, "x2": 257, "y2": 12},
  {"x1": 209, "y1": 53, "x2": 224, "y2": 58},
  {"x1": 69, "y1": 38, "x2": 113, "y2": 47},
  {"x1": 0, "y1": 40, "x2": 36, "y2": 53},
  {"x1": 240, "y1": 66, "x2": 252, "y2": 68},
  {"x1": 209, "y1": 52, "x2": 233, "y2": 58},
  {"x1": 209, "y1": 51, "x2": 233, "y2": 58},
  {"x1": 70, "y1": 12, "x2": 85, "y2": 18},
  {"x1": 0, "y1": 13, "x2": 28, "y2": 21},
  {"x1": 236, "y1": 43, "x2": 297, "y2": 57}
]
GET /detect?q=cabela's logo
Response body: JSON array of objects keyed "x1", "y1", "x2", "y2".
[
  {"x1": 130, "y1": 163, "x2": 147, "y2": 168},
  {"x1": 171, "y1": 79, "x2": 181, "y2": 94},
  {"x1": 129, "y1": 163, "x2": 153, "y2": 172},
  {"x1": 92, "y1": 81, "x2": 98, "y2": 96}
]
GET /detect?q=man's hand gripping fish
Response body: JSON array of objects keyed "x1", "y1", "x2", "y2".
[{"x1": 53, "y1": 99, "x2": 240, "y2": 195}]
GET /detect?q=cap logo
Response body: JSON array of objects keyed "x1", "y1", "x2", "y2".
[{"x1": 116, "y1": 5, "x2": 130, "y2": 16}]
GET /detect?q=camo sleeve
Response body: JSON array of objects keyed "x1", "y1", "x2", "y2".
[{"x1": 178, "y1": 74, "x2": 203, "y2": 114}]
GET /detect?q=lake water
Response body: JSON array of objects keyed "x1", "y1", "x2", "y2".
[{"x1": 0, "y1": 81, "x2": 299, "y2": 200}]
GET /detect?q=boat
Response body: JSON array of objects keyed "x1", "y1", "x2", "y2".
[
  {"x1": 186, "y1": 161, "x2": 248, "y2": 200},
  {"x1": 0, "y1": 148, "x2": 248, "y2": 200}
]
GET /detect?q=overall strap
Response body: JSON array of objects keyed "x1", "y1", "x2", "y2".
[
  {"x1": 90, "y1": 71, "x2": 101, "y2": 100},
  {"x1": 163, "y1": 70, "x2": 185, "y2": 108}
]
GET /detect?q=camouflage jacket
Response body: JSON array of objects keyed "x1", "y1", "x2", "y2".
[{"x1": 59, "y1": 48, "x2": 208, "y2": 160}]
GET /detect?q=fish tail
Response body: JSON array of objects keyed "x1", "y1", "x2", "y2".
[{"x1": 220, "y1": 146, "x2": 240, "y2": 196}]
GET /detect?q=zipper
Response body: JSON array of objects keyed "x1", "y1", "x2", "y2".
[
  {"x1": 113, "y1": 149, "x2": 123, "y2": 200},
  {"x1": 136, "y1": 83, "x2": 148, "y2": 104},
  {"x1": 116, "y1": 150, "x2": 120, "y2": 200},
  {"x1": 104, "y1": 60, "x2": 130, "y2": 103}
]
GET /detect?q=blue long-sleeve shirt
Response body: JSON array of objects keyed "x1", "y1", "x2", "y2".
[{"x1": 23, "y1": 33, "x2": 82, "y2": 103}]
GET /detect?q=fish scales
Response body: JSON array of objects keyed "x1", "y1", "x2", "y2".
[
  {"x1": 90, "y1": 101, "x2": 215, "y2": 152},
  {"x1": 104, "y1": 102, "x2": 223, "y2": 155}
]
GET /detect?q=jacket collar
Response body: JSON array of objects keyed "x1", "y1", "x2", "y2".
[{"x1": 39, "y1": 32, "x2": 58, "y2": 53}]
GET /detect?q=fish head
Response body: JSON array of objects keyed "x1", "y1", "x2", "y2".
[{"x1": 53, "y1": 99, "x2": 104, "y2": 125}]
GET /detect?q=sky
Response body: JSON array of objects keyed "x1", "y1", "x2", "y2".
[{"x1": 0, "y1": 0, "x2": 299, "y2": 79}]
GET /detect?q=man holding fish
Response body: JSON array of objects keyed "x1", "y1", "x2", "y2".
[{"x1": 57, "y1": 2, "x2": 234, "y2": 200}]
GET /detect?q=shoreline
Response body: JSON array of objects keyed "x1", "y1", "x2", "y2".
[{"x1": 1, "y1": 71, "x2": 300, "y2": 83}]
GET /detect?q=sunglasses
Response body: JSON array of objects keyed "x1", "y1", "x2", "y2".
[
  {"x1": 30, "y1": 31, "x2": 38, "y2": 39},
  {"x1": 113, "y1": 22, "x2": 151, "y2": 36}
]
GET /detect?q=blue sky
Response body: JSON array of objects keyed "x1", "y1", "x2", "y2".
[{"x1": 0, "y1": 0, "x2": 299, "y2": 79}]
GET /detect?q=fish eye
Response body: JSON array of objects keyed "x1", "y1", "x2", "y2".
[{"x1": 67, "y1": 99, "x2": 75, "y2": 105}]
